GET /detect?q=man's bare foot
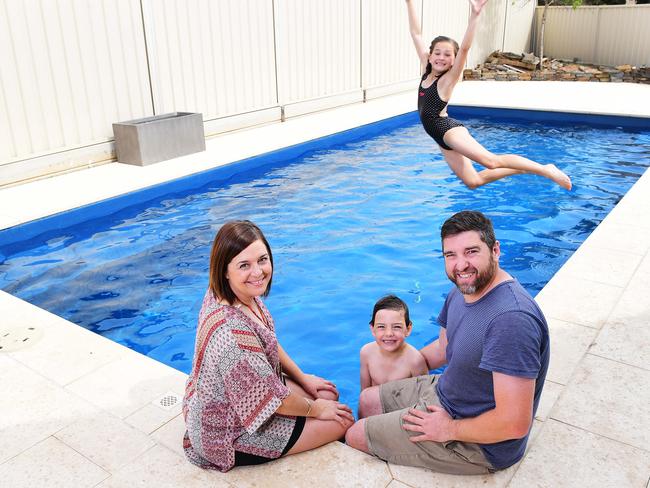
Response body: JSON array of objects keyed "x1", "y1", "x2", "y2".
[{"x1": 546, "y1": 164, "x2": 572, "y2": 190}]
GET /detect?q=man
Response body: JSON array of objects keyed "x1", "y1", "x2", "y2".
[{"x1": 345, "y1": 210, "x2": 549, "y2": 474}]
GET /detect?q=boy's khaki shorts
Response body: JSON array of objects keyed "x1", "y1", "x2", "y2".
[{"x1": 364, "y1": 374, "x2": 495, "y2": 475}]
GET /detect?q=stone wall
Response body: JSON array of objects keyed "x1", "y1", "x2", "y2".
[{"x1": 463, "y1": 51, "x2": 650, "y2": 84}]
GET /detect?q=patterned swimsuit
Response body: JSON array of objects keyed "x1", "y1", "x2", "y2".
[{"x1": 417, "y1": 72, "x2": 464, "y2": 151}]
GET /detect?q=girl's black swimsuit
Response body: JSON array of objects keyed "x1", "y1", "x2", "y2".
[{"x1": 417, "y1": 72, "x2": 464, "y2": 150}]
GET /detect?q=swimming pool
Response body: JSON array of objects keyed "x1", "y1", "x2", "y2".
[{"x1": 1, "y1": 109, "x2": 648, "y2": 413}]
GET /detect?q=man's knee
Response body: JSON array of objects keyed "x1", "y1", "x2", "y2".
[{"x1": 345, "y1": 420, "x2": 369, "y2": 453}]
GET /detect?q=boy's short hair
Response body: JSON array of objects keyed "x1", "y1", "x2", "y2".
[{"x1": 370, "y1": 294, "x2": 411, "y2": 327}]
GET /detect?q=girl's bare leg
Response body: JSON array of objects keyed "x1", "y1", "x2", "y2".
[
  {"x1": 284, "y1": 378, "x2": 352, "y2": 455},
  {"x1": 441, "y1": 148, "x2": 521, "y2": 189},
  {"x1": 443, "y1": 126, "x2": 572, "y2": 190}
]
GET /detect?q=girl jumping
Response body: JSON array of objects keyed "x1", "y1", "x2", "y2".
[{"x1": 405, "y1": 0, "x2": 571, "y2": 190}]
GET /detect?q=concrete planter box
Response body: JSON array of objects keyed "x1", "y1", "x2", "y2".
[{"x1": 112, "y1": 112, "x2": 205, "y2": 166}]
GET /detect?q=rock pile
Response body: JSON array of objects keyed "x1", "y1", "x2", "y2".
[{"x1": 464, "y1": 50, "x2": 650, "y2": 84}]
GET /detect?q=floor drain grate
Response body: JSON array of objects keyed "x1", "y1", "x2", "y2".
[
  {"x1": 0, "y1": 326, "x2": 44, "y2": 352},
  {"x1": 153, "y1": 391, "x2": 182, "y2": 411}
]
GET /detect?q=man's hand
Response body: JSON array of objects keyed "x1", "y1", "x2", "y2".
[{"x1": 402, "y1": 405, "x2": 455, "y2": 443}]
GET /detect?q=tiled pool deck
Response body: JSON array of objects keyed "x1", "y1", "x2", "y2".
[{"x1": 1, "y1": 81, "x2": 649, "y2": 487}]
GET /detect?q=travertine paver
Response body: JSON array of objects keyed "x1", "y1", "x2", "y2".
[
  {"x1": 149, "y1": 414, "x2": 186, "y2": 457},
  {"x1": 5, "y1": 311, "x2": 126, "y2": 386},
  {"x1": 582, "y1": 220, "x2": 650, "y2": 255},
  {"x1": 0, "y1": 358, "x2": 99, "y2": 464},
  {"x1": 0, "y1": 437, "x2": 109, "y2": 488},
  {"x1": 96, "y1": 444, "x2": 230, "y2": 488},
  {"x1": 590, "y1": 252, "x2": 650, "y2": 371},
  {"x1": 65, "y1": 350, "x2": 187, "y2": 419},
  {"x1": 551, "y1": 353, "x2": 650, "y2": 450},
  {"x1": 125, "y1": 399, "x2": 183, "y2": 435},
  {"x1": 54, "y1": 414, "x2": 156, "y2": 472},
  {"x1": 554, "y1": 245, "x2": 641, "y2": 288},
  {"x1": 534, "y1": 380, "x2": 563, "y2": 422},
  {"x1": 534, "y1": 275, "x2": 623, "y2": 329},
  {"x1": 509, "y1": 419, "x2": 650, "y2": 488},
  {"x1": 545, "y1": 318, "x2": 597, "y2": 385},
  {"x1": 221, "y1": 442, "x2": 392, "y2": 488}
]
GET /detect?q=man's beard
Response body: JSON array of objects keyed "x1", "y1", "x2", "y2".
[{"x1": 449, "y1": 256, "x2": 497, "y2": 295}]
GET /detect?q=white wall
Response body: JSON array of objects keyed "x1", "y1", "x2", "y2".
[{"x1": 0, "y1": 0, "x2": 534, "y2": 186}]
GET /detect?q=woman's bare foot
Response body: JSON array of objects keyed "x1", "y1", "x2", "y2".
[{"x1": 545, "y1": 164, "x2": 572, "y2": 190}]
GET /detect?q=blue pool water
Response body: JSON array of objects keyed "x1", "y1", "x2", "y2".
[{"x1": 1, "y1": 109, "x2": 649, "y2": 413}]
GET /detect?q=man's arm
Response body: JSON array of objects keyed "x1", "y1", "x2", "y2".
[
  {"x1": 403, "y1": 372, "x2": 535, "y2": 443},
  {"x1": 419, "y1": 327, "x2": 448, "y2": 370}
]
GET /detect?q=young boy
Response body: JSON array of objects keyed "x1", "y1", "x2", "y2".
[{"x1": 359, "y1": 294, "x2": 428, "y2": 391}]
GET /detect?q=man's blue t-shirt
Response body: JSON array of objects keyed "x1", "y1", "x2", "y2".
[{"x1": 436, "y1": 279, "x2": 549, "y2": 470}]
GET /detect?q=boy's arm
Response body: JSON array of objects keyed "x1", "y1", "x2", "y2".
[
  {"x1": 420, "y1": 327, "x2": 448, "y2": 370},
  {"x1": 410, "y1": 347, "x2": 430, "y2": 377},
  {"x1": 359, "y1": 344, "x2": 372, "y2": 391}
]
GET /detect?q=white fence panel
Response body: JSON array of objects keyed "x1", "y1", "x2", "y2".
[
  {"x1": 142, "y1": 0, "x2": 278, "y2": 120},
  {"x1": 274, "y1": 0, "x2": 361, "y2": 105},
  {"x1": 534, "y1": 5, "x2": 650, "y2": 67},
  {"x1": 0, "y1": 0, "x2": 152, "y2": 164},
  {"x1": 535, "y1": 6, "x2": 599, "y2": 64},
  {"x1": 361, "y1": 0, "x2": 420, "y2": 89},
  {"x1": 593, "y1": 6, "x2": 650, "y2": 67},
  {"x1": 503, "y1": 0, "x2": 536, "y2": 54}
]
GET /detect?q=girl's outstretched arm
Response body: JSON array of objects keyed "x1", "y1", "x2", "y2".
[
  {"x1": 404, "y1": 0, "x2": 429, "y2": 71},
  {"x1": 442, "y1": 0, "x2": 488, "y2": 90}
]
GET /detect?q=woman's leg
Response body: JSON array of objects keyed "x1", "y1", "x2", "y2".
[
  {"x1": 283, "y1": 378, "x2": 352, "y2": 455},
  {"x1": 442, "y1": 126, "x2": 572, "y2": 190}
]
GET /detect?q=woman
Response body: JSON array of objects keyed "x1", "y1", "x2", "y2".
[
  {"x1": 405, "y1": 0, "x2": 571, "y2": 190},
  {"x1": 182, "y1": 220, "x2": 353, "y2": 472}
]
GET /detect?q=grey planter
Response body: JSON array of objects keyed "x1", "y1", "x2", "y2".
[{"x1": 112, "y1": 112, "x2": 206, "y2": 166}]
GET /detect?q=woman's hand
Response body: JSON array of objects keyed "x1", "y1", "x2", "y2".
[
  {"x1": 301, "y1": 374, "x2": 339, "y2": 400},
  {"x1": 312, "y1": 399, "x2": 355, "y2": 427},
  {"x1": 469, "y1": 0, "x2": 488, "y2": 15}
]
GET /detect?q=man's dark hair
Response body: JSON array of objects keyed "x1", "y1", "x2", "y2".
[
  {"x1": 370, "y1": 294, "x2": 411, "y2": 327},
  {"x1": 440, "y1": 210, "x2": 496, "y2": 249}
]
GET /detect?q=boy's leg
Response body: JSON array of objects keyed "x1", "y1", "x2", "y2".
[{"x1": 348, "y1": 375, "x2": 438, "y2": 453}]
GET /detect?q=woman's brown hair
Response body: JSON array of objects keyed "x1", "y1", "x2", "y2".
[{"x1": 208, "y1": 220, "x2": 273, "y2": 304}]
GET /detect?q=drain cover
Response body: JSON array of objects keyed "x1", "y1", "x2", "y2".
[
  {"x1": 0, "y1": 326, "x2": 44, "y2": 352},
  {"x1": 153, "y1": 391, "x2": 182, "y2": 411}
]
